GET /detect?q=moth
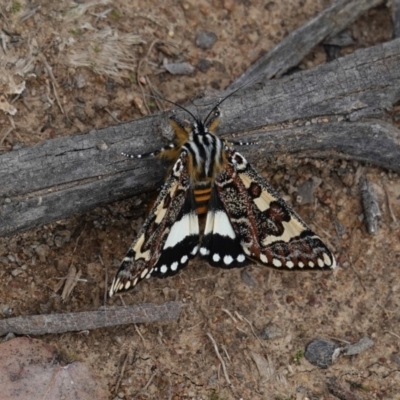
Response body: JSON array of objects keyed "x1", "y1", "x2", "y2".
[{"x1": 109, "y1": 99, "x2": 336, "y2": 297}]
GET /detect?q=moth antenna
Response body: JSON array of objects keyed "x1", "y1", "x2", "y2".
[
  {"x1": 203, "y1": 74, "x2": 265, "y2": 126},
  {"x1": 138, "y1": 91, "x2": 199, "y2": 123}
]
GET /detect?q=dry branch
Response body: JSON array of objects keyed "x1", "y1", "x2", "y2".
[
  {"x1": 0, "y1": 302, "x2": 181, "y2": 336},
  {"x1": 228, "y1": 0, "x2": 383, "y2": 90},
  {"x1": 1, "y1": 11, "x2": 400, "y2": 238},
  {"x1": 394, "y1": 0, "x2": 400, "y2": 39}
]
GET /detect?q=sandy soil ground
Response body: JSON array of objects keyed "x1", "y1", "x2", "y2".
[{"x1": 1, "y1": 1, "x2": 400, "y2": 399}]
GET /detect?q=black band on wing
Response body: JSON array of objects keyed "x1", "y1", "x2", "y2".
[
  {"x1": 200, "y1": 188, "x2": 248, "y2": 269},
  {"x1": 151, "y1": 190, "x2": 200, "y2": 278}
]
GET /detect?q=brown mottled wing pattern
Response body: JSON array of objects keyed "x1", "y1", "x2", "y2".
[
  {"x1": 109, "y1": 152, "x2": 199, "y2": 296},
  {"x1": 215, "y1": 149, "x2": 336, "y2": 270}
]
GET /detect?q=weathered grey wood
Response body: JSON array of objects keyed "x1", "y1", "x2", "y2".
[
  {"x1": 0, "y1": 302, "x2": 181, "y2": 336},
  {"x1": 1, "y1": 39, "x2": 400, "y2": 237},
  {"x1": 394, "y1": 0, "x2": 400, "y2": 38},
  {"x1": 227, "y1": 0, "x2": 383, "y2": 91}
]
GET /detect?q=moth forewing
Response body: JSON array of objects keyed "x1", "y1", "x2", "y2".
[
  {"x1": 216, "y1": 149, "x2": 336, "y2": 271},
  {"x1": 109, "y1": 152, "x2": 199, "y2": 297}
]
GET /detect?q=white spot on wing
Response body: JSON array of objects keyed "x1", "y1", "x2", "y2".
[
  {"x1": 124, "y1": 281, "x2": 131, "y2": 290},
  {"x1": 272, "y1": 258, "x2": 282, "y2": 267},
  {"x1": 140, "y1": 268, "x2": 148, "y2": 279},
  {"x1": 200, "y1": 247, "x2": 209, "y2": 256},
  {"x1": 323, "y1": 252, "x2": 332, "y2": 266},
  {"x1": 286, "y1": 261, "x2": 294, "y2": 268},
  {"x1": 160, "y1": 265, "x2": 167, "y2": 274},
  {"x1": 237, "y1": 254, "x2": 246, "y2": 262},
  {"x1": 213, "y1": 253, "x2": 221, "y2": 262},
  {"x1": 181, "y1": 255, "x2": 188, "y2": 264},
  {"x1": 191, "y1": 245, "x2": 199, "y2": 255},
  {"x1": 171, "y1": 262, "x2": 178, "y2": 271},
  {"x1": 223, "y1": 255, "x2": 233, "y2": 265}
]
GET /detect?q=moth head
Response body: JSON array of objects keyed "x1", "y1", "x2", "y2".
[{"x1": 204, "y1": 107, "x2": 220, "y2": 133}]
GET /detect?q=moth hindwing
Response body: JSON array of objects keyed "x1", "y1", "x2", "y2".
[{"x1": 109, "y1": 106, "x2": 336, "y2": 297}]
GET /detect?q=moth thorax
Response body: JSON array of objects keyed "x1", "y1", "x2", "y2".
[{"x1": 184, "y1": 131, "x2": 225, "y2": 181}]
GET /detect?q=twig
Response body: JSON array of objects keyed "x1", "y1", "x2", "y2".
[
  {"x1": 328, "y1": 336, "x2": 351, "y2": 345},
  {"x1": 393, "y1": 0, "x2": 400, "y2": 39},
  {"x1": 360, "y1": 176, "x2": 381, "y2": 235},
  {"x1": 133, "y1": 13, "x2": 166, "y2": 29},
  {"x1": 0, "y1": 127, "x2": 13, "y2": 146},
  {"x1": 137, "y1": 39, "x2": 161, "y2": 114},
  {"x1": 235, "y1": 311, "x2": 263, "y2": 346},
  {"x1": 53, "y1": 277, "x2": 87, "y2": 282},
  {"x1": 20, "y1": 5, "x2": 41, "y2": 21},
  {"x1": 61, "y1": 265, "x2": 82, "y2": 301},
  {"x1": 146, "y1": 76, "x2": 164, "y2": 111},
  {"x1": 350, "y1": 256, "x2": 367, "y2": 292},
  {"x1": 0, "y1": 302, "x2": 181, "y2": 336},
  {"x1": 383, "y1": 183, "x2": 399, "y2": 229},
  {"x1": 221, "y1": 308, "x2": 238, "y2": 323},
  {"x1": 104, "y1": 107, "x2": 121, "y2": 123},
  {"x1": 206, "y1": 333, "x2": 232, "y2": 386},
  {"x1": 385, "y1": 330, "x2": 400, "y2": 340},
  {"x1": 187, "y1": 321, "x2": 203, "y2": 331},
  {"x1": 56, "y1": 226, "x2": 86, "y2": 301},
  {"x1": 114, "y1": 352, "x2": 129, "y2": 394},
  {"x1": 134, "y1": 324, "x2": 146, "y2": 345},
  {"x1": 142, "y1": 370, "x2": 157, "y2": 392},
  {"x1": 221, "y1": 344, "x2": 232, "y2": 363},
  {"x1": 99, "y1": 255, "x2": 108, "y2": 306},
  {"x1": 39, "y1": 54, "x2": 64, "y2": 114}
]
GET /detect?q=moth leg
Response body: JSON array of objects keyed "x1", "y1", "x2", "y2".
[{"x1": 121, "y1": 143, "x2": 177, "y2": 159}]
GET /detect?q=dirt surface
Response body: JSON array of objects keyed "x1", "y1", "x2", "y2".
[{"x1": 1, "y1": 1, "x2": 400, "y2": 399}]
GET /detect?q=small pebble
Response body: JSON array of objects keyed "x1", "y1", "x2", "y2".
[
  {"x1": 73, "y1": 72, "x2": 86, "y2": 89},
  {"x1": 164, "y1": 61, "x2": 195, "y2": 75},
  {"x1": 305, "y1": 339, "x2": 341, "y2": 368},
  {"x1": 240, "y1": 268, "x2": 257, "y2": 287},
  {"x1": 342, "y1": 336, "x2": 374, "y2": 356},
  {"x1": 96, "y1": 140, "x2": 109, "y2": 151},
  {"x1": 94, "y1": 98, "x2": 108, "y2": 110},
  {"x1": 195, "y1": 31, "x2": 217, "y2": 49},
  {"x1": 34, "y1": 244, "x2": 50, "y2": 262},
  {"x1": 11, "y1": 268, "x2": 24, "y2": 277},
  {"x1": 296, "y1": 177, "x2": 321, "y2": 205},
  {"x1": 360, "y1": 177, "x2": 381, "y2": 235},
  {"x1": 197, "y1": 58, "x2": 213, "y2": 73},
  {"x1": 0, "y1": 304, "x2": 13, "y2": 317},
  {"x1": 259, "y1": 324, "x2": 283, "y2": 340}
]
